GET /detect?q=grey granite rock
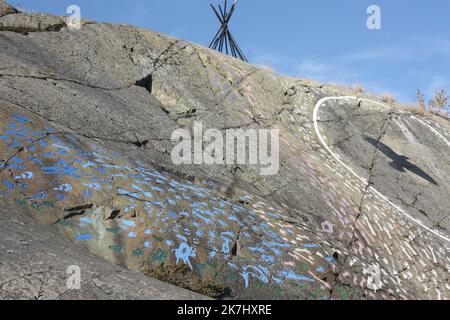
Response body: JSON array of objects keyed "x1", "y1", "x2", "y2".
[{"x1": 0, "y1": 1, "x2": 449, "y2": 300}]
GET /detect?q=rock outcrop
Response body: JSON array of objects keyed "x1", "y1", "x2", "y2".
[{"x1": 0, "y1": 1, "x2": 449, "y2": 299}]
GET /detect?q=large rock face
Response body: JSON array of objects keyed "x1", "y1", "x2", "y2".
[{"x1": 0, "y1": 1, "x2": 449, "y2": 299}]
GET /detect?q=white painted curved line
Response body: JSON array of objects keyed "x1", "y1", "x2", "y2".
[
  {"x1": 313, "y1": 96, "x2": 450, "y2": 244},
  {"x1": 410, "y1": 116, "x2": 450, "y2": 147}
]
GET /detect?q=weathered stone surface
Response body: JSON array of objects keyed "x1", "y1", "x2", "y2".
[
  {"x1": 0, "y1": 1, "x2": 449, "y2": 300},
  {"x1": 0, "y1": 13, "x2": 69, "y2": 34},
  {"x1": 0, "y1": 207, "x2": 208, "y2": 300},
  {"x1": 0, "y1": 0, "x2": 17, "y2": 18}
]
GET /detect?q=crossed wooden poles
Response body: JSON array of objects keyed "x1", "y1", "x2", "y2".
[{"x1": 209, "y1": 0, "x2": 248, "y2": 62}]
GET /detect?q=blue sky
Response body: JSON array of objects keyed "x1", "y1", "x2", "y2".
[{"x1": 10, "y1": 0, "x2": 450, "y2": 103}]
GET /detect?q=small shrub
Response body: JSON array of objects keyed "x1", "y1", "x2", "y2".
[
  {"x1": 401, "y1": 104, "x2": 424, "y2": 115},
  {"x1": 416, "y1": 89, "x2": 426, "y2": 114},
  {"x1": 142, "y1": 262, "x2": 232, "y2": 299},
  {"x1": 429, "y1": 89, "x2": 449, "y2": 114},
  {"x1": 381, "y1": 94, "x2": 395, "y2": 105},
  {"x1": 351, "y1": 84, "x2": 364, "y2": 94}
]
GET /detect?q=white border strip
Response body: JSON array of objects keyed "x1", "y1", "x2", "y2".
[{"x1": 313, "y1": 96, "x2": 450, "y2": 243}]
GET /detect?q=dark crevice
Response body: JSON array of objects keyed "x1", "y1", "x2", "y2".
[
  {"x1": 135, "y1": 74, "x2": 153, "y2": 94},
  {"x1": 107, "y1": 209, "x2": 121, "y2": 220},
  {"x1": 0, "y1": 22, "x2": 68, "y2": 35},
  {"x1": 348, "y1": 109, "x2": 395, "y2": 249},
  {"x1": 53, "y1": 204, "x2": 93, "y2": 224},
  {"x1": 64, "y1": 204, "x2": 94, "y2": 213},
  {"x1": 132, "y1": 139, "x2": 149, "y2": 148}
]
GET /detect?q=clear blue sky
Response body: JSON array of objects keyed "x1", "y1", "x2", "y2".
[{"x1": 10, "y1": 0, "x2": 450, "y2": 103}]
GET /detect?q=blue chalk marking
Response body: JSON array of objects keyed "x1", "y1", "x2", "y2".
[
  {"x1": 52, "y1": 144, "x2": 71, "y2": 151},
  {"x1": 316, "y1": 266, "x2": 325, "y2": 273},
  {"x1": 82, "y1": 162, "x2": 96, "y2": 169},
  {"x1": 33, "y1": 190, "x2": 47, "y2": 200},
  {"x1": 176, "y1": 234, "x2": 187, "y2": 242},
  {"x1": 0, "y1": 135, "x2": 11, "y2": 142},
  {"x1": 221, "y1": 240, "x2": 231, "y2": 255},
  {"x1": 272, "y1": 277, "x2": 283, "y2": 285},
  {"x1": 75, "y1": 234, "x2": 93, "y2": 241},
  {"x1": 192, "y1": 210, "x2": 212, "y2": 224},
  {"x1": 195, "y1": 229, "x2": 203, "y2": 237},
  {"x1": 2, "y1": 180, "x2": 15, "y2": 189},
  {"x1": 9, "y1": 157, "x2": 23, "y2": 163},
  {"x1": 325, "y1": 256, "x2": 335, "y2": 264},
  {"x1": 15, "y1": 172, "x2": 34, "y2": 180},
  {"x1": 49, "y1": 136, "x2": 65, "y2": 145},
  {"x1": 41, "y1": 152, "x2": 57, "y2": 158},
  {"x1": 179, "y1": 211, "x2": 189, "y2": 217},
  {"x1": 261, "y1": 255, "x2": 275, "y2": 263},
  {"x1": 168, "y1": 210, "x2": 178, "y2": 218},
  {"x1": 55, "y1": 193, "x2": 65, "y2": 201},
  {"x1": 13, "y1": 114, "x2": 28, "y2": 123},
  {"x1": 28, "y1": 156, "x2": 42, "y2": 164},
  {"x1": 123, "y1": 204, "x2": 137, "y2": 212},
  {"x1": 248, "y1": 246, "x2": 265, "y2": 254},
  {"x1": 7, "y1": 140, "x2": 22, "y2": 150},
  {"x1": 240, "y1": 266, "x2": 270, "y2": 288},
  {"x1": 41, "y1": 162, "x2": 80, "y2": 178},
  {"x1": 121, "y1": 220, "x2": 136, "y2": 228},
  {"x1": 83, "y1": 190, "x2": 93, "y2": 199},
  {"x1": 221, "y1": 231, "x2": 234, "y2": 238},
  {"x1": 20, "y1": 126, "x2": 43, "y2": 138},
  {"x1": 262, "y1": 241, "x2": 291, "y2": 249},
  {"x1": 302, "y1": 243, "x2": 320, "y2": 248},
  {"x1": 80, "y1": 217, "x2": 93, "y2": 224},
  {"x1": 5, "y1": 129, "x2": 32, "y2": 141},
  {"x1": 53, "y1": 183, "x2": 72, "y2": 193},
  {"x1": 173, "y1": 242, "x2": 196, "y2": 270},
  {"x1": 217, "y1": 219, "x2": 228, "y2": 227},
  {"x1": 6, "y1": 163, "x2": 25, "y2": 170},
  {"x1": 82, "y1": 183, "x2": 101, "y2": 190},
  {"x1": 151, "y1": 186, "x2": 164, "y2": 192},
  {"x1": 280, "y1": 271, "x2": 314, "y2": 282}
]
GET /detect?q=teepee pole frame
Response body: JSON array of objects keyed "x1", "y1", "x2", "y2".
[{"x1": 209, "y1": 0, "x2": 248, "y2": 62}]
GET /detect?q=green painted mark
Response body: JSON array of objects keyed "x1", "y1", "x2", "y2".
[
  {"x1": 42, "y1": 201, "x2": 55, "y2": 208},
  {"x1": 31, "y1": 202, "x2": 41, "y2": 210},
  {"x1": 109, "y1": 244, "x2": 123, "y2": 253},
  {"x1": 106, "y1": 227, "x2": 121, "y2": 234},
  {"x1": 132, "y1": 248, "x2": 144, "y2": 257},
  {"x1": 197, "y1": 263, "x2": 208, "y2": 271},
  {"x1": 224, "y1": 273, "x2": 237, "y2": 283},
  {"x1": 151, "y1": 248, "x2": 168, "y2": 263},
  {"x1": 152, "y1": 235, "x2": 164, "y2": 242},
  {"x1": 57, "y1": 219, "x2": 71, "y2": 226},
  {"x1": 16, "y1": 199, "x2": 27, "y2": 207},
  {"x1": 272, "y1": 287, "x2": 284, "y2": 300},
  {"x1": 334, "y1": 285, "x2": 349, "y2": 300},
  {"x1": 296, "y1": 261, "x2": 310, "y2": 273}
]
